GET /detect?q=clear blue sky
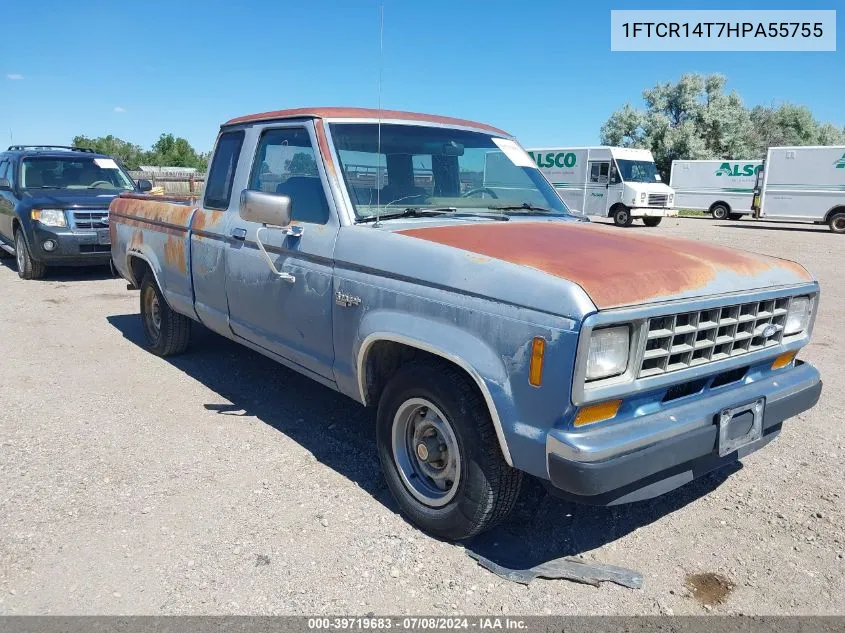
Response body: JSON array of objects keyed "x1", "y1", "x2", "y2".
[{"x1": 1, "y1": 0, "x2": 842, "y2": 153}]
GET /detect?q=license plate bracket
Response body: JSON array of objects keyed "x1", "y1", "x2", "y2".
[
  {"x1": 97, "y1": 228, "x2": 111, "y2": 245},
  {"x1": 718, "y1": 399, "x2": 764, "y2": 457}
]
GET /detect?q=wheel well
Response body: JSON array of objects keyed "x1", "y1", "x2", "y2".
[
  {"x1": 609, "y1": 202, "x2": 627, "y2": 212},
  {"x1": 361, "y1": 340, "x2": 488, "y2": 411},
  {"x1": 825, "y1": 206, "x2": 845, "y2": 222},
  {"x1": 12, "y1": 218, "x2": 21, "y2": 235},
  {"x1": 128, "y1": 255, "x2": 152, "y2": 288},
  {"x1": 709, "y1": 201, "x2": 730, "y2": 212}
]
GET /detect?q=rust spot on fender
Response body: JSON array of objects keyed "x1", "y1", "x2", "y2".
[
  {"x1": 397, "y1": 222, "x2": 813, "y2": 309},
  {"x1": 110, "y1": 194, "x2": 198, "y2": 229},
  {"x1": 192, "y1": 209, "x2": 225, "y2": 232},
  {"x1": 129, "y1": 230, "x2": 144, "y2": 251},
  {"x1": 163, "y1": 237, "x2": 187, "y2": 274}
]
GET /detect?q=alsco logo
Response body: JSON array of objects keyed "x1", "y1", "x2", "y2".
[
  {"x1": 715, "y1": 163, "x2": 763, "y2": 177},
  {"x1": 834, "y1": 153, "x2": 845, "y2": 169},
  {"x1": 529, "y1": 151, "x2": 577, "y2": 169}
]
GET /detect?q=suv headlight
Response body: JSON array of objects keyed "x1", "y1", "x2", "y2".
[
  {"x1": 31, "y1": 209, "x2": 67, "y2": 228},
  {"x1": 784, "y1": 296, "x2": 811, "y2": 335},
  {"x1": 586, "y1": 326, "x2": 630, "y2": 381}
]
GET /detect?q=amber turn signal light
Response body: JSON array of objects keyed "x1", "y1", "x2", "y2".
[
  {"x1": 574, "y1": 400, "x2": 622, "y2": 427},
  {"x1": 772, "y1": 350, "x2": 797, "y2": 370},
  {"x1": 528, "y1": 337, "x2": 545, "y2": 386}
]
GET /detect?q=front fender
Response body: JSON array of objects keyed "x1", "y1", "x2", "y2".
[{"x1": 354, "y1": 309, "x2": 525, "y2": 467}]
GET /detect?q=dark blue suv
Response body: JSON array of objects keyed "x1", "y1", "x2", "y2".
[{"x1": 0, "y1": 145, "x2": 152, "y2": 279}]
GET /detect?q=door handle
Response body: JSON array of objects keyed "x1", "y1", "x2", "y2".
[{"x1": 231, "y1": 227, "x2": 247, "y2": 241}]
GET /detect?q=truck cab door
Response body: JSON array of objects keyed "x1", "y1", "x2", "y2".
[
  {"x1": 224, "y1": 123, "x2": 339, "y2": 381},
  {"x1": 584, "y1": 161, "x2": 611, "y2": 216}
]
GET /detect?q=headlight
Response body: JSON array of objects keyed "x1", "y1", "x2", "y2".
[
  {"x1": 784, "y1": 296, "x2": 811, "y2": 335},
  {"x1": 640, "y1": 192, "x2": 646, "y2": 202},
  {"x1": 668, "y1": 194, "x2": 674, "y2": 205},
  {"x1": 31, "y1": 209, "x2": 67, "y2": 228},
  {"x1": 586, "y1": 326, "x2": 630, "y2": 381}
]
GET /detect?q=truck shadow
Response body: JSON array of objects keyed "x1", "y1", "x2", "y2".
[{"x1": 107, "y1": 312, "x2": 740, "y2": 568}]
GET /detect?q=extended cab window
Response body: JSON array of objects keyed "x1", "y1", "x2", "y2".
[
  {"x1": 248, "y1": 127, "x2": 329, "y2": 225},
  {"x1": 204, "y1": 131, "x2": 245, "y2": 210}
]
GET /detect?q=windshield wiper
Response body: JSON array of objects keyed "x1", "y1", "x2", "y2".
[
  {"x1": 356, "y1": 207, "x2": 458, "y2": 224},
  {"x1": 488, "y1": 203, "x2": 554, "y2": 214}
]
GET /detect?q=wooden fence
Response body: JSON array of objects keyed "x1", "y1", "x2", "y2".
[{"x1": 129, "y1": 170, "x2": 207, "y2": 195}]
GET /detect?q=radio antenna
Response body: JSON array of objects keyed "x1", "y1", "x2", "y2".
[{"x1": 374, "y1": 2, "x2": 385, "y2": 227}]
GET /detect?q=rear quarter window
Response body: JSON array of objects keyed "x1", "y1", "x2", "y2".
[{"x1": 204, "y1": 131, "x2": 245, "y2": 210}]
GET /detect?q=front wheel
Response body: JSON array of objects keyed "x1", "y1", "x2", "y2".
[
  {"x1": 14, "y1": 229, "x2": 46, "y2": 280},
  {"x1": 642, "y1": 217, "x2": 662, "y2": 227},
  {"x1": 377, "y1": 361, "x2": 522, "y2": 540},
  {"x1": 140, "y1": 274, "x2": 191, "y2": 356},
  {"x1": 728, "y1": 212, "x2": 743, "y2": 221},
  {"x1": 612, "y1": 206, "x2": 633, "y2": 227},
  {"x1": 829, "y1": 212, "x2": 845, "y2": 234}
]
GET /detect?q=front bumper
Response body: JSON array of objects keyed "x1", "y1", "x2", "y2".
[
  {"x1": 30, "y1": 224, "x2": 112, "y2": 265},
  {"x1": 630, "y1": 207, "x2": 679, "y2": 218},
  {"x1": 546, "y1": 361, "x2": 821, "y2": 505}
]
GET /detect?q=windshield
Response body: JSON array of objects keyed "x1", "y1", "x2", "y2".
[
  {"x1": 329, "y1": 123, "x2": 570, "y2": 220},
  {"x1": 615, "y1": 159, "x2": 660, "y2": 183},
  {"x1": 21, "y1": 156, "x2": 135, "y2": 191}
]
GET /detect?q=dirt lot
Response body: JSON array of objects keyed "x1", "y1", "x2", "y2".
[{"x1": 1, "y1": 216, "x2": 843, "y2": 616}]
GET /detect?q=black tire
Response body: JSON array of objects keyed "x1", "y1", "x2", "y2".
[
  {"x1": 14, "y1": 228, "x2": 46, "y2": 280},
  {"x1": 727, "y1": 212, "x2": 743, "y2": 221},
  {"x1": 376, "y1": 361, "x2": 522, "y2": 540},
  {"x1": 711, "y1": 204, "x2": 729, "y2": 220},
  {"x1": 828, "y1": 212, "x2": 845, "y2": 234},
  {"x1": 139, "y1": 273, "x2": 191, "y2": 356},
  {"x1": 612, "y1": 206, "x2": 633, "y2": 227},
  {"x1": 642, "y1": 217, "x2": 662, "y2": 227}
]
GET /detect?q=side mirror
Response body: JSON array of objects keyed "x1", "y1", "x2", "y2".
[
  {"x1": 0, "y1": 178, "x2": 11, "y2": 191},
  {"x1": 239, "y1": 189, "x2": 292, "y2": 227},
  {"x1": 137, "y1": 179, "x2": 153, "y2": 192}
]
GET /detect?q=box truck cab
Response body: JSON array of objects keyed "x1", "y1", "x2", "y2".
[
  {"x1": 751, "y1": 146, "x2": 845, "y2": 234},
  {"x1": 670, "y1": 159, "x2": 762, "y2": 220},
  {"x1": 527, "y1": 146, "x2": 677, "y2": 227}
]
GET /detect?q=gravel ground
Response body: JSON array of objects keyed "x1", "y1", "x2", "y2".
[{"x1": 0, "y1": 216, "x2": 843, "y2": 616}]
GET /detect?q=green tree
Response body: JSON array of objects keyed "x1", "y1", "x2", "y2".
[
  {"x1": 144, "y1": 133, "x2": 208, "y2": 170},
  {"x1": 72, "y1": 134, "x2": 145, "y2": 170},
  {"x1": 601, "y1": 74, "x2": 844, "y2": 179},
  {"x1": 286, "y1": 152, "x2": 318, "y2": 175}
]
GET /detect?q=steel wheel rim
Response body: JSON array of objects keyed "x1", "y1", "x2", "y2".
[
  {"x1": 714, "y1": 207, "x2": 727, "y2": 219},
  {"x1": 391, "y1": 398, "x2": 461, "y2": 507},
  {"x1": 617, "y1": 211, "x2": 629, "y2": 224},
  {"x1": 143, "y1": 287, "x2": 162, "y2": 341},
  {"x1": 834, "y1": 216, "x2": 845, "y2": 232},
  {"x1": 15, "y1": 232, "x2": 25, "y2": 271}
]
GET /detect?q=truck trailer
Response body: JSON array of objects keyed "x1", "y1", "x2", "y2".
[{"x1": 670, "y1": 159, "x2": 762, "y2": 220}]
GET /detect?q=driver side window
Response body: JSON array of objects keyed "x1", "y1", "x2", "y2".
[{"x1": 249, "y1": 127, "x2": 330, "y2": 225}]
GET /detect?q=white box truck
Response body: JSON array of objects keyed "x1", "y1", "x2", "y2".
[
  {"x1": 526, "y1": 146, "x2": 677, "y2": 227},
  {"x1": 751, "y1": 146, "x2": 845, "y2": 233},
  {"x1": 670, "y1": 159, "x2": 762, "y2": 220}
]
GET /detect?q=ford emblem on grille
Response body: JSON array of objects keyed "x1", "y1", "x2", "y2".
[{"x1": 755, "y1": 323, "x2": 778, "y2": 338}]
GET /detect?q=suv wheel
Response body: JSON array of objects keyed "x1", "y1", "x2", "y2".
[
  {"x1": 140, "y1": 273, "x2": 191, "y2": 356},
  {"x1": 612, "y1": 206, "x2": 633, "y2": 227},
  {"x1": 376, "y1": 361, "x2": 522, "y2": 540},
  {"x1": 14, "y1": 229, "x2": 47, "y2": 280}
]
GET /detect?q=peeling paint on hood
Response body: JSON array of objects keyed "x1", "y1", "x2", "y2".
[{"x1": 397, "y1": 221, "x2": 813, "y2": 309}]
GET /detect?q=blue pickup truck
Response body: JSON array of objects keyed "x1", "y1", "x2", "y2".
[
  {"x1": 110, "y1": 108, "x2": 822, "y2": 540},
  {"x1": 0, "y1": 145, "x2": 150, "y2": 279}
]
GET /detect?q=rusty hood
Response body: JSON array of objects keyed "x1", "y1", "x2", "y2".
[{"x1": 396, "y1": 221, "x2": 813, "y2": 309}]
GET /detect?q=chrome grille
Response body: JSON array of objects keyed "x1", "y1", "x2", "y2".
[
  {"x1": 639, "y1": 297, "x2": 791, "y2": 377},
  {"x1": 72, "y1": 210, "x2": 109, "y2": 230},
  {"x1": 647, "y1": 193, "x2": 668, "y2": 207}
]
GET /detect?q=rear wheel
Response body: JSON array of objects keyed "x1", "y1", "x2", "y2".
[
  {"x1": 829, "y1": 212, "x2": 845, "y2": 234},
  {"x1": 376, "y1": 361, "x2": 522, "y2": 540},
  {"x1": 140, "y1": 273, "x2": 191, "y2": 356},
  {"x1": 642, "y1": 217, "x2": 662, "y2": 227},
  {"x1": 612, "y1": 206, "x2": 633, "y2": 227},
  {"x1": 711, "y1": 204, "x2": 729, "y2": 220},
  {"x1": 14, "y1": 228, "x2": 46, "y2": 280}
]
